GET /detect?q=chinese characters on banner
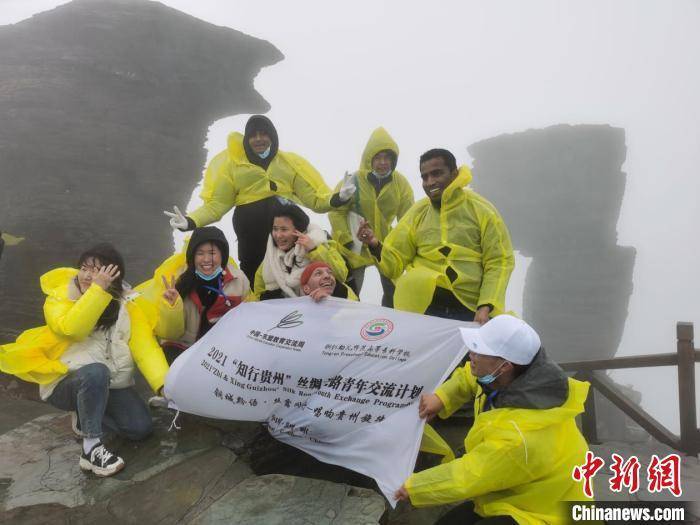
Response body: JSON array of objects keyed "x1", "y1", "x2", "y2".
[
  {"x1": 573, "y1": 451, "x2": 682, "y2": 497},
  {"x1": 165, "y1": 297, "x2": 473, "y2": 505}
]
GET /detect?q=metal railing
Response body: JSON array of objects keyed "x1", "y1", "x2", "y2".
[{"x1": 560, "y1": 322, "x2": 700, "y2": 456}]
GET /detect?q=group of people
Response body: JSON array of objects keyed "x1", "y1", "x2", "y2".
[{"x1": 0, "y1": 114, "x2": 591, "y2": 524}]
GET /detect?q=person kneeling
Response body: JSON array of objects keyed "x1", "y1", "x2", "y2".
[
  {"x1": 0, "y1": 244, "x2": 169, "y2": 477},
  {"x1": 395, "y1": 315, "x2": 591, "y2": 524}
]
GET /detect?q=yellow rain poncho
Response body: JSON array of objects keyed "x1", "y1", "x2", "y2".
[
  {"x1": 0, "y1": 268, "x2": 169, "y2": 393},
  {"x1": 374, "y1": 166, "x2": 514, "y2": 315},
  {"x1": 406, "y1": 353, "x2": 591, "y2": 524},
  {"x1": 328, "y1": 127, "x2": 414, "y2": 269},
  {"x1": 189, "y1": 132, "x2": 336, "y2": 227}
]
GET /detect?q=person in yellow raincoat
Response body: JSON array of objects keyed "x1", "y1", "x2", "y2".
[
  {"x1": 0, "y1": 244, "x2": 169, "y2": 477},
  {"x1": 164, "y1": 115, "x2": 357, "y2": 283},
  {"x1": 395, "y1": 315, "x2": 591, "y2": 524},
  {"x1": 358, "y1": 148, "x2": 513, "y2": 324},
  {"x1": 328, "y1": 127, "x2": 414, "y2": 306},
  {"x1": 252, "y1": 200, "x2": 356, "y2": 301}
]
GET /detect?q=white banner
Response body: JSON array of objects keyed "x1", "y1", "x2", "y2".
[{"x1": 164, "y1": 297, "x2": 474, "y2": 504}]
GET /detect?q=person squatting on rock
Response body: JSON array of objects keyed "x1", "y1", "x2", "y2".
[
  {"x1": 0, "y1": 243, "x2": 170, "y2": 477},
  {"x1": 358, "y1": 148, "x2": 514, "y2": 324},
  {"x1": 253, "y1": 200, "x2": 356, "y2": 301},
  {"x1": 164, "y1": 115, "x2": 356, "y2": 283},
  {"x1": 395, "y1": 315, "x2": 591, "y2": 524},
  {"x1": 137, "y1": 226, "x2": 249, "y2": 367},
  {"x1": 328, "y1": 127, "x2": 414, "y2": 306}
]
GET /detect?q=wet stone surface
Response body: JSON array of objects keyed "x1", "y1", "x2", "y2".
[
  {"x1": 189, "y1": 474, "x2": 386, "y2": 525},
  {"x1": 0, "y1": 398, "x2": 388, "y2": 524}
]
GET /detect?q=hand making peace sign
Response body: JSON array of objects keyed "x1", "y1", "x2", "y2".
[{"x1": 161, "y1": 275, "x2": 180, "y2": 306}]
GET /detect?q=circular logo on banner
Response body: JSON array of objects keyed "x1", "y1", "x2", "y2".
[{"x1": 360, "y1": 319, "x2": 394, "y2": 341}]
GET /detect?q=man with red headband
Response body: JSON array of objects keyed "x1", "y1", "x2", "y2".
[{"x1": 300, "y1": 261, "x2": 356, "y2": 302}]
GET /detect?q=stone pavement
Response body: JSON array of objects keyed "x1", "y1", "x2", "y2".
[
  {"x1": 0, "y1": 379, "x2": 387, "y2": 525},
  {"x1": 1, "y1": 377, "x2": 698, "y2": 524}
]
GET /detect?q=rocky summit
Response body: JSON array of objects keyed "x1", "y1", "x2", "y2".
[{"x1": 0, "y1": 0, "x2": 283, "y2": 340}]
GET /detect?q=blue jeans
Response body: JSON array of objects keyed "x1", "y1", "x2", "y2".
[{"x1": 46, "y1": 363, "x2": 153, "y2": 440}]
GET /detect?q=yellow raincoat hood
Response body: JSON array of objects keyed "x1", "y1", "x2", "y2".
[
  {"x1": 329, "y1": 127, "x2": 414, "y2": 269},
  {"x1": 360, "y1": 126, "x2": 399, "y2": 172}
]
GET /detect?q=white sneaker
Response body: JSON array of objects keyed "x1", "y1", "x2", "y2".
[{"x1": 79, "y1": 443, "x2": 125, "y2": 477}]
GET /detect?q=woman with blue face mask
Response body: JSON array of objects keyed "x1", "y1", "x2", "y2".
[{"x1": 139, "y1": 226, "x2": 250, "y2": 366}]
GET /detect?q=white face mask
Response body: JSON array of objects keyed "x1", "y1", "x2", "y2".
[
  {"x1": 371, "y1": 169, "x2": 392, "y2": 179},
  {"x1": 257, "y1": 146, "x2": 271, "y2": 159}
]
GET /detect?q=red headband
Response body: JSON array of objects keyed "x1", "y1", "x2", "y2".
[{"x1": 300, "y1": 261, "x2": 332, "y2": 286}]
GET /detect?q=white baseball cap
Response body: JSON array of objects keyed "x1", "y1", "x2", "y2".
[{"x1": 459, "y1": 315, "x2": 541, "y2": 365}]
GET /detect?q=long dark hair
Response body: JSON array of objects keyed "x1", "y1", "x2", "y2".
[{"x1": 77, "y1": 243, "x2": 125, "y2": 331}]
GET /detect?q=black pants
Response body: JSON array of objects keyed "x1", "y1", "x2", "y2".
[
  {"x1": 232, "y1": 197, "x2": 278, "y2": 283},
  {"x1": 424, "y1": 288, "x2": 476, "y2": 322},
  {"x1": 436, "y1": 501, "x2": 516, "y2": 525}
]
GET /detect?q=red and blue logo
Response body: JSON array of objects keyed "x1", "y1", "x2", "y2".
[{"x1": 360, "y1": 319, "x2": 394, "y2": 341}]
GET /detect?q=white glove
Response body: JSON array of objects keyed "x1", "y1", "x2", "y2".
[
  {"x1": 163, "y1": 205, "x2": 188, "y2": 230},
  {"x1": 338, "y1": 171, "x2": 357, "y2": 201}
]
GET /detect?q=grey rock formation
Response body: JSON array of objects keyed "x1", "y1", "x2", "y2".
[
  {"x1": 0, "y1": 0, "x2": 283, "y2": 340},
  {"x1": 468, "y1": 125, "x2": 636, "y2": 362}
]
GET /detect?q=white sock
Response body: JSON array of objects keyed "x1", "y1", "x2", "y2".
[{"x1": 83, "y1": 437, "x2": 100, "y2": 454}]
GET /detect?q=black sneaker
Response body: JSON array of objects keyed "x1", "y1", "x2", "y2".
[{"x1": 79, "y1": 443, "x2": 125, "y2": 477}]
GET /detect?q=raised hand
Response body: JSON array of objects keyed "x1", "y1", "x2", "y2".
[
  {"x1": 93, "y1": 264, "x2": 121, "y2": 290},
  {"x1": 338, "y1": 171, "x2": 357, "y2": 201},
  {"x1": 163, "y1": 205, "x2": 188, "y2": 231},
  {"x1": 294, "y1": 230, "x2": 317, "y2": 252},
  {"x1": 356, "y1": 219, "x2": 378, "y2": 248},
  {"x1": 161, "y1": 275, "x2": 180, "y2": 306}
]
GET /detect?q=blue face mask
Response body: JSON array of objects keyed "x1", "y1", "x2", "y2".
[
  {"x1": 195, "y1": 267, "x2": 223, "y2": 281},
  {"x1": 476, "y1": 361, "x2": 506, "y2": 385},
  {"x1": 257, "y1": 146, "x2": 271, "y2": 159}
]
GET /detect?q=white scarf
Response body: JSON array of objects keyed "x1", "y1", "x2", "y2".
[{"x1": 262, "y1": 223, "x2": 329, "y2": 297}]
